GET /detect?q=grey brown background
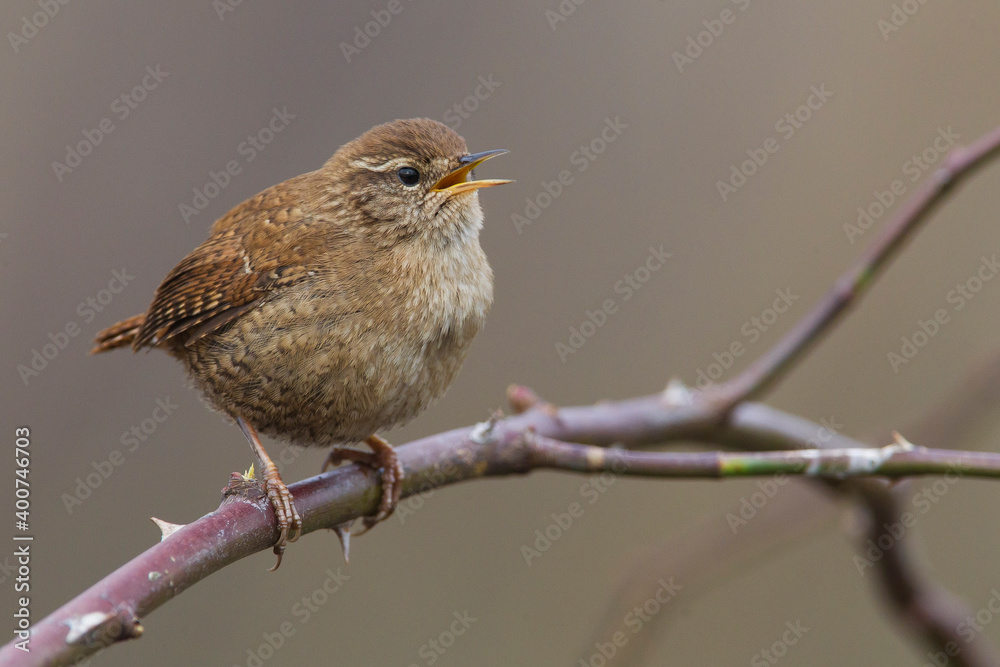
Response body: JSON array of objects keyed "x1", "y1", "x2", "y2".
[{"x1": 4, "y1": 1, "x2": 1000, "y2": 665}]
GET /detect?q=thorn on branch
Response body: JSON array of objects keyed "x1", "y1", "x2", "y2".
[
  {"x1": 891, "y1": 432, "x2": 917, "y2": 451},
  {"x1": 332, "y1": 522, "x2": 352, "y2": 563},
  {"x1": 65, "y1": 609, "x2": 143, "y2": 648},
  {"x1": 662, "y1": 378, "x2": 693, "y2": 407},
  {"x1": 150, "y1": 517, "x2": 185, "y2": 541}
]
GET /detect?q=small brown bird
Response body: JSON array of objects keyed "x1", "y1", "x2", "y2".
[{"x1": 92, "y1": 118, "x2": 509, "y2": 568}]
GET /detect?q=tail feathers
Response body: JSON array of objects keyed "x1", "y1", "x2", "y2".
[{"x1": 90, "y1": 314, "x2": 146, "y2": 354}]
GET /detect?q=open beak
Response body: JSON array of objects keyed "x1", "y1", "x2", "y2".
[{"x1": 432, "y1": 149, "x2": 512, "y2": 195}]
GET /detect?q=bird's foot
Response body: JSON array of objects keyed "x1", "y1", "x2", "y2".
[
  {"x1": 323, "y1": 434, "x2": 404, "y2": 536},
  {"x1": 237, "y1": 417, "x2": 302, "y2": 571}
]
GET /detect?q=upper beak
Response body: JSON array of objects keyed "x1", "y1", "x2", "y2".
[{"x1": 432, "y1": 149, "x2": 512, "y2": 195}]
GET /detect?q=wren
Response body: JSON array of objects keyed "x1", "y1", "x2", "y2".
[{"x1": 92, "y1": 118, "x2": 510, "y2": 568}]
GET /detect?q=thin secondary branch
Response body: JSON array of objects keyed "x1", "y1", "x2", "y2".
[
  {"x1": 527, "y1": 433, "x2": 1000, "y2": 479},
  {"x1": 711, "y1": 125, "x2": 1000, "y2": 410}
]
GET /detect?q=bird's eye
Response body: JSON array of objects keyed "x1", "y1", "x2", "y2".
[{"x1": 397, "y1": 166, "x2": 420, "y2": 186}]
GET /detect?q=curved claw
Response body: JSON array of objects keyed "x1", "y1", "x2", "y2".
[{"x1": 269, "y1": 544, "x2": 285, "y2": 572}]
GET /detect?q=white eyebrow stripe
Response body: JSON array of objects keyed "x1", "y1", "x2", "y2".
[{"x1": 350, "y1": 157, "x2": 413, "y2": 172}]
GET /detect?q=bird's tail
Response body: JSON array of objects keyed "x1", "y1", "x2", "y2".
[{"x1": 90, "y1": 314, "x2": 145, "y2": 354}]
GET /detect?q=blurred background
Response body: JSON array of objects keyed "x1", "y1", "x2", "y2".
[{"x1": 4, "y1": 1, "x2": 1000, "y2": 664}]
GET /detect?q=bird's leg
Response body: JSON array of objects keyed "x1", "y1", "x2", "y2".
[
  {"x1": 323, "y1": 434, "x2": 404, "y2": 533},
  {"x1": 237, "y1": 416, "x2": 302, "y2": 571}
]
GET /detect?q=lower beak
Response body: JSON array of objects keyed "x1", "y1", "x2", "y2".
[{"x1": 432, "y1": 149, "x2": 512, "y2": 195}]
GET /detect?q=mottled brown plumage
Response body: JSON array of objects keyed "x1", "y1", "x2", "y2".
[{"x1": 92, "y1": 118, "x2": 509, "y2": 567}]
